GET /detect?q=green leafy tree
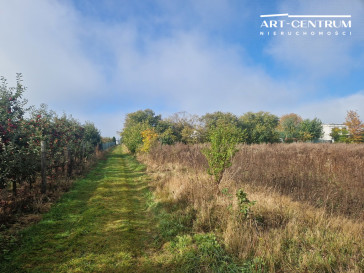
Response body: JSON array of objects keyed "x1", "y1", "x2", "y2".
[
  {"x1": 0, "y1": 75, "x2": 101, "y2": 194},
  {"x1": 298, "y1": 118, "x2": 323, "y2": 142},
  {"x1": 159, "y1": 127, "x2": 176, "y2": 145},
  {"x1": 121, "y1": 122, "x2": 150, "y2": 153},
  {"x1": 202, "y1": 121, "x2": 241, "y2": 186},
  {"x1": 239, "y1": 111, "x2": 280, "y2": 144},
  {"x1": 201, "y1": 112, "x2": 240, "y2": 142},
  {"x1": 0, "y1": 74, "x2": 27, "y2": 143},
  {"x1": 121, "y1": 109, "x2": 162, "y2": 152},
  {"x1": 83, "y1": 122, "x2": 101, "y2": 151},
  {"x1": 181, "y1": 126, "x2": 200, "y2": 144},
  {"x1": 278, "y1": 113, "x2": 303, "y2": 142},
  {"x1": 0, "y1": 74, "x2": 30, "y2": 192},
  {"x1": 330, "y1": 127, "x2": 349, "y2": 143},
  {"x1": 165, "y1": 112, "x2": 200, "y2": 143},
  {"x1": 124, "y1": 109, "x2": 161, "y2": 129},
  {"x1": 154, "y1": 119, "x2": 179, "y2": 144}
]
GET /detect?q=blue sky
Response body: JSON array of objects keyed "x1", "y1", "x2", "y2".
[{"x1": 0, "y1": 0, "x2": 363, "y2": 137}]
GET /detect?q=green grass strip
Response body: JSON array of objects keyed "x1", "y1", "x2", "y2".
[{"x1": 0, "y1": 146, "x2": 162, "y2": 273}]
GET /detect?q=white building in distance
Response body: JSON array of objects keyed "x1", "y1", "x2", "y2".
[{"x1": 321, "y1": 124, "x2": 346, "y2": 142}]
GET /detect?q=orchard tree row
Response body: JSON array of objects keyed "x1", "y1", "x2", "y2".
[
  {"x1": 121, "y1": 109, "x2": 326, "y2": 153},
  {"x1": 0, "y1": 75, "x2": 101, "y2": 196}
]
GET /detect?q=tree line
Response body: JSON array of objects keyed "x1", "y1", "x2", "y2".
[
  {"x1": 0, "y1": 75, "x2": 102, "y2": 196},
  {"x1": 121, "y1": 108, "x2": 364, "y2": 153},
  {"x1": 120, "y1": 109, "x2": 327, "y2": 153}
]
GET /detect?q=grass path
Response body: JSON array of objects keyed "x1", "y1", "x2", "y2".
[{"x1": 1, "y1": 146, "x2": 164, "y2": 272}]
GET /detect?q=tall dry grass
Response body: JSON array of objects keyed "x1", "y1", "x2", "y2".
[
  {"x1": 147, "y1": 143, "x2": 364, "y2": 219},
  {"x1": 140, "y1": 143, "x2": 364, "y2": 272}
]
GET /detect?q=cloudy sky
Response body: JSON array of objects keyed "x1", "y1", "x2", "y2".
[{"x1": 0, "y1": 0, "x2": 363, "y2": 137}]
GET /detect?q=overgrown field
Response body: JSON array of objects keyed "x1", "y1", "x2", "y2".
[
  {"x1": 0, "y1": 146, "x2": 249, "y2": 273},
  {"x1": 140, "y1": 143, "x2": 364, "y2": 272}
]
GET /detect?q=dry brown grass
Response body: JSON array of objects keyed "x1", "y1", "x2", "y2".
[
  {"x1": 140, "y1": 143, "x2": 364, "y2": 272},
  {"x1": 147, "y1": 143, "x2": 364, "y2": 219}
]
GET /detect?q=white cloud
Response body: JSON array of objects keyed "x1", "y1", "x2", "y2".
[
  {"x1": 265, "y1": 0, "x2": 364, "y2": 80},
  {"x1": 76, "y1": 111, "x2": 125, "y2": 138},
  {"x1": 296, "y1": 91, "x2": 364, "y2": 123},
  {"x1": 0, "y1": 0, "x2": 104, "y2": 105},
  {"x1": 110, "y1": 30, "x2": 303, "y2": 115},
  {"x1": 0, "y1": 0, "x2": 363, "y2": 136}
]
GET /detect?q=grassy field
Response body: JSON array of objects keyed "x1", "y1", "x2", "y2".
[
  {"x1": 141, "y1": 143, "x2": 364, "y2": 272},
  {"x1": 3, "y1": 143, "x2": 362, "y2": 272},
  {"x1": 0, "y1": 146, "x2": 163, "y2": 272},
  {"x1": 145, "y1": 143, "x2": 364, "y2": 219},
  {"x1": 1, "y1": 146, "x2": 244, "y2": 273}
]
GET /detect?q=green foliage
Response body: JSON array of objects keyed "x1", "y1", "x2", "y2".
[
  {"x1": 121, "y1": 122, "x2": 150, "y2": 153},
  {"x1": 242, "y1": 257, "x2": 268, "y2": 273},
  {"x1": 159, "y1": 127, "x2": 176, "y2": 145},
  {"x1": 202, "y1": 111, "x2": 240, "y2": 129},
  {"x1": 120, "y1": 109, "x2": 326, "y2": 148},
  {"x1": 148, "y1": 184, "x2": 243, "y2": 272},
  {"x1": 0, "y1": 75, "x2": 101, "y2": 192},
  {"x1": 121, "y1": 109, "x2": 162, "y2": 153},
  {"x1": 240, "y1": 111, "x2": 280, "y2": 144},
  {"x1": 158, "y1": 210, "x2": 194, "y2": 240},
  {"x1": 279, "y1": 113, "x2": 303, "y2": 142},
  {"x1": 298, "y1": 118, "x2": 323, "y2": 141},
  {"x1": 155, "y1": 119, "x2": 172, "y2": 134},
  {"x1": 149, "y1": 191, "x2": 196, "y2": 242},
  {"x1": 330, "y1": 127, "x2": 349, "y2": 143},
  {"x1": 0, "y1": 148, "x2": 160, "y2": 272},
  {"x1": 124, "y1": 109, "x2": 161, "y2": 129},
  {"x1": 181, "y1": 126, "x2": 199, "y2": 144},
  {"x1": 201, "y1": 111, "x2": 241, "y2": 142},
  {"x1": 170, "y1": 233, "x2": 243, "y2": 272},
  {"x1": 165, "y1": 112, "x2": 201, "y2": 143},
  {"x1": 279, "y1": 114, "x2": 323, "y2": 142},
  {"x1": 236, "y1": 189, "x2": 255, "y2": 218},
  {"x1": 84, "y1": 122, "x2": 101, "y2": 147},
  {"x1": 202, "y1": 121, "x2": 241, "y2": 184},
  {"x1": 121, "y1": 110, "x2": 201, "y2": 149},
  {"x1": 0, "y1": 74, "x2": 30, "y2": 187}
]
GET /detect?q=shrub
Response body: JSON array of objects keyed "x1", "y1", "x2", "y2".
[
  {"x1": 236, "y1": 189, "x2": 255, "y2": 219},
  {"x1": 140, "y1": 128, "x2": 158, "y2": 153},
  {"x1": 202, "y1": 121, "x2": 241, "y2": 185},
  {"x1": 121, "y1": 122, "x2": 150, "y2": 154}
]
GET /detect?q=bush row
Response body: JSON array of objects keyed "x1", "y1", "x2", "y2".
[{"x1": 0, "y1": 75, "x2": 101, "y2": 196}]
